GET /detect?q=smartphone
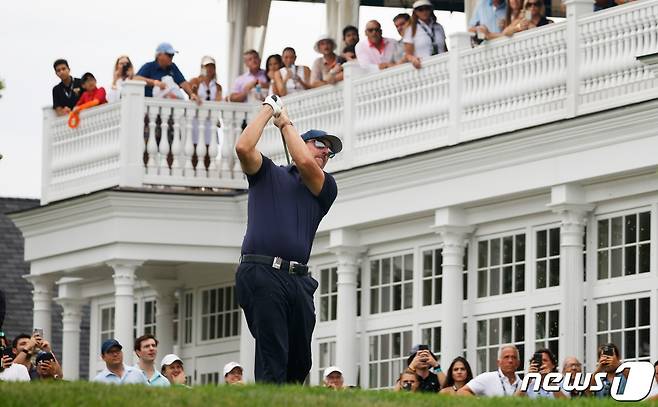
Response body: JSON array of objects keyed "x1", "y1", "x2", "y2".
[
  {"x1": 532, "y1": 352, "x2": 543, "y2": 367},
  {"x1": 417, "y1": 344, "x2": 429, "y2": 351},
  {"x1": 33, "y1": 328, "x2": 43, "y2": 338},
  {"x1": 602, "y1": 345, "x2": 614, "y2": 356}
]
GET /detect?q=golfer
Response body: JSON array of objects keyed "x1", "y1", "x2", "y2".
[{"x1": 234, "y1": 95, "x2": 341, "y2": 384}]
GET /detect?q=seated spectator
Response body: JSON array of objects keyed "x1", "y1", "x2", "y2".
[
  {"x1": 190, "y1": 56, "x2": 223, "y2": 101},
  {"x1": 278, "y1": 47, "x2": 312, "y2": 95},
  {"x1": 355, "y1": 20, "x2": 399, "y2": 72},
  {"x1": 468, "y1": 0, "x2": 507, "y2": 41},
  {"x1": 161, "y1": 354, "x2": 188, "y2": 387},
  {"x1": 458, "y1": 344, "x2": 521, "y2": 397},
  {"x1": 394, "y1": 369, "x2": 420, "y2": 392},
  {"x1": 134, "y1": 42, "x2": 200, "y2": 103},
  {"x1": 403, "y1": 0, "x2": 448, "y2": 69},
  {"x1": 341, "y1": 45, "x2": 356, "y2": 61},
  {"x1": 34, "y1": 351, "x2": 63, "y2": 380},
  {"x1": 501, "y1": 0, "x2": 526, "y2": 37},
  {"x1": 311, "y1": 35, "x2": 346, "y2": 88},
  {"x1": 406, "y1": 345, "x2": 445, "y2": 393},
  {"x1": 76, "y1": 73, "x2": 107, "y2": 108},
  {"x1": 135, "y1": 334, "x2": 169, "y2": 386},
  {"x1": 265, "y1": 54, "x2": 285, "y2": 96},
  {"x1": 439, "y1": 356, "x2": 474, "y2": 395},
  {"x1": 228, "y1": 50, "x2": 268, "y2": 102},
  {"x1": 516, "y1": 0, "x2": 553, "y2": 32},
  {"x1": 52, "y1": 59, "x2": 83, "y2": 116},
  {"x1": 92, "y1": 338, "x2": 148, "y2": 385},
  {"x1": 342, "y1": 25, "x2": 359, "y2": 49},
  {"x1": 0, "y1": 335, "x2": 30, "y2": 382},
  {"x1": 393, "y1": 13, "x2": 411, "y2": 62},
  {"x1": 323, "y1": 366, "x2": 344, "y2": 390},
  {"x1": 560, "y1": 356, "x2": 586, "y2": 398},
  {"x1": 223, "y1": 361, "x2": 243, "y2": 384},
  {"x1": 107, "y1": 55, "x2": 134, "y2": 103},
  {"x1": 12, "y1": 331, "x2": 52, "y2": 380},
  {"x1": 516, "y1": 348, "x2": 562, "y2": 398},
  {"x1": 587, "y1": 343, "x2": 626, "y2": 398}
]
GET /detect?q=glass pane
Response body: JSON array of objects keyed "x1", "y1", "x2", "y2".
[
  {"x1": 501, "y1": 316, "x2": 512, "y2": 343},
  {"x1": 515, "y1": 265, "x2": 525, "y2": 292},
  {"x1": 639, "y1": 212, "x2": 651, "y2": 241},
  {"x1": 320, "y1": 297, "x2": 329, "y2": 321},
  {"x1": 403, "y1": 331, "x2": 412, "y2": 354},
  {"x1": 489, "y1": 318, "x2": 500, "y2": 345},
  {"x1": 598, "y1": 219, "x2": 609, "y2": 248},
  {"x1": 549, "y1": 258, "x2": 560, "y2": 287},
  {"x1": 548, "y1": 310, "x2": 559, "y2": 338},
  {"x1": 536, "y1": 230, "x2": 547, "y2": 258},
  {"x1": 549, "y1": 228, "x2": 560, "y2": 257},
  {"x1": 638, "y1": 297, "x2": 650, "y2": 326},
  {"x1": 381, "y1": 286, "x2": 390, "y2": 313},
  {"x1": 536, "y1": 260, "x2": 547, "y2": 289},
  {"x1": 597, "y1": 333, "x2": 608, "y2": 347},
  {"x1": 491, "y1": 238, "x2": 501, "y2": 266},
  {"x1": 639, "y1": 328, "x2": 650, "y2": 358},
  {"x1": 624, "y1": 330, "x2": 636, "y2": 359},
  {"x1": 423, "y1": 279, "x2": 432, "y2": 306},
  {"x1": 477, "y1": 349, "x2": 487, "y2": 374},
  {"x1": 330, "y1": 269, "x2": 338, "y2": 293},
  {"x1": 370, "y1": 289, "x2": 379, "y2": 314},
  {"x1": 611, "y1": 331, "x2": 622, "y2": 351},
  {"x1": 516, "y1": 234, "x2": 526, "y2": 262},
  {"x1": 488, "y1": 348, "x2": 498, "y2": 373},
  {"x1": 597, "y1": 251, "x2": 608, "y2": 279},
  {"x1": 380, "y1": 362, "x2": 389, "y2": 388},
  {"x1": 463, "y1": 272, "x2": 468, "y2": 301},
  {"x1": 478, "y1": 241, "x2": 488, "y2": 268},
  {"x1": 210, "y1": 289, "x2": 217, "y2": 314},
  {"x1": 434, "y1": 278, "x2": 442, "y2": 304},
  {"x1": 515, "y1": 316, "x2": 525, "y2": 342},
  {"x1": 611, "y1": 217, "x2": 623, "y2": 246},
  {"x1": 202, "y1": 291, "x2": 209, "y2": 314},
  {"x1": 382, "y1": 258, "x2": 391, "y2": 284},
  {"x1": 625, "y1": 214, "x2": 637, "y2": 244},
  {"x1": 477, "y1": 320, "x2": 487, "y2": 347},
  {"x1": 370, "y1": 260, "x2": 380, "y2": 286},
  {"x1": 610, "y1": 301, "x2": 622, "y2": 330},
  {"x1": 535, "y1": 312, "x2": 546, "y2": 339},
  {"x1": 423, "y1": 252, "x2": 432, "y2": 277},
  {"x1": 624, "y1": 247, "x2": 636, "y2": 275},
  {"x1": 393, "y1": 256, "x2": 402, "y2": 283},
  {"x1": 392, "y1": 333, "x2": 401, "y2": 358},
  {"x1": 597, "y1": 303, "x2": 608, "y2": 331},
  {"x1": 503, "y1": 236, "x2": 513, "y2": 264},
  {"x1": 404, "y1": 254, "x2": 414, "y2": 280},
  {"x1": 421, "y1": 328, "x2": 431, "y2": 346},
  {"x1": 393, "y1": 285, "x2": 402, "y2": 311},
  {"x1": 490, "y1": 268, "x2": 500, "y2": 296},
  {"x1": 369, "y1": 336, "x2": 379, "y2": 361},
  {"x1": 219, "y1": 289, "x2": 225, "y2": 312},
  {"x1": 639, "y1": 244, "x2": 650, "y2": 274},
  {"x1": 369, "y1": 364, "x2": 377, "y2": 388},
  {"x1": 502, "y1": 266, "x2": 513, "y2": 294},
  {"x1": 330, "y1": 294, "x2": 337, "y2": 320},
  {"x1": 610, "y1": 248, "x2": 622, "y2": 278},
  {"x1": 624, "y1": 299, "x2": 636, "y2": 329},
  {"x1": 478, "y1": 269, "x2": 487, "y2": 298},
  {"x1": 434, "y1": 250, "x2": 443, "y2": 277},
  {"x1": 380, "y1": 334, "x2": 390, "y2": 359}
]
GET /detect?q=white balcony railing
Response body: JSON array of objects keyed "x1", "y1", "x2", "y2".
[{"x1": 41, "y1": 0, "x2": 658, "y2": 204}]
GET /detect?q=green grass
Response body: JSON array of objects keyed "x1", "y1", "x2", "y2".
[{"x1": 0, "y1": 381, "x2": 651, "y2": 406}]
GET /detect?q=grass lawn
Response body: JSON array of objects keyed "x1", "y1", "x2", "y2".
[{"x1": 0, "y1": 381, "x2": 651, "y2": 406}]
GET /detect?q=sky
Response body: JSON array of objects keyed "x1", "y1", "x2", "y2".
[{"x1": 0, "y1": 0, "x2": 466, "y2": 199}]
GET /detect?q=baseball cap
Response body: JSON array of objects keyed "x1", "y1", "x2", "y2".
[
  {"x1": 155, "y1": 42, "x2": 178, "y2": 55},
  {"x1": 35, "y1": 351, "x2": 55, "y2": 364},
  {"x1": 413, "y1": 0, "x2": 433, "y2": 8},
  {"x1": 223, "y1": 361, "x2": 243, "y2": 376},
  {"x1": 323, "y1": 366, "x2": 343, "y2": 378},
  {"x1": 100, "y1": 338, "x2": 122, "y2": 355},
  {"x1": 160, "y1": 353, "x2": 183, "y2": 369},
  {"x1": 300, "y1": 130, "x2": 343, "y2": 154},
  {"x1": 201, "y1": 55, "x2": 216, "y2": 66},
  {"x1": 314, "y1": 35, "x2": 337, "y2": 53}
]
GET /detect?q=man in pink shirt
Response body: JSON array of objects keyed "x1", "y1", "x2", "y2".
[{"x1": 355, "y1": 20, "x2": 400, "y2": 73}]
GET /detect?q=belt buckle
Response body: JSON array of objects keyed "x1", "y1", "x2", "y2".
[
  {"x1": 272, "y1": 257, "x2": 283, "y2": 270},
  {"x1": 289, "y1": 261, "x2": 299, "y2": 275}
]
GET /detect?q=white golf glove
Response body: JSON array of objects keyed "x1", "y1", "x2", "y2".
[{"x1": 263, "y1": 94, "x2": 283, "y2": 117}]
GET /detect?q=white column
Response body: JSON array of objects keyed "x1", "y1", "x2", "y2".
[
  {"x1": 239, "y1": 311, "x2": 255, "y2": 383},
  {"x1": 549, "y1": 184, "x2": 594, "y2": 361},
  {"x1": 329, "y1": 229, "x2": 364, "y2": 386},
  {"x1": 447, "y1": 32, "x2": 472, "y2": 145},
  {"x1": 341, "y1": 62, "x2": 366, "y2": 169},
  {"x1": 564, "y1": 0, "x2": 593, "y2": 117},
  {"x1": 118, "y1": 80, "x2": 146, "y2": 187},
  {"x1": 149, "y1": 280, "x2": 179, "y2": 358},
  {"x1": 108, "y1": 261, "x2": 142, "y2": 365},
  {"x1": 25, "y1": 275, "x2": 56, "y2": 341},
  {"x1": 433, "y1": 207, "x2": 473, "y2": 365},
  {"x1": 227, "y1": 0, "x2": 248, "y2": 88},
  {"x1": 55, "y1": 278, "x2": 85, "y2": 380}
]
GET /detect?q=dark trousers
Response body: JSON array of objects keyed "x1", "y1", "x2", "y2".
[{"x1": 235, "y1": 262, "x2": 318, "y2": 384}]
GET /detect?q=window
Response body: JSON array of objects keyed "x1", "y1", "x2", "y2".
[
  {"x1": 476, "y1": 314, "x2": 525, "y2": 374},
  {"x1": 535, "y1": 310, "x2": 559, "y2": 360},
  {"x1": 317, "y1": 341, "x2": 336, "y2": 383},
  {"x1": 184, "y1": 292, "x2": 194, "y2": 344},
  {"x1": 100, "y1": 306, "x2": 115, "y2": 346},
  {"x1": 536, "y1": 227, "x2": 560, "y2": 288},
  {"x1": 597, "y1": 211, "x2": 650, "y2": 279},
  {"x1": 319, "y1": 267, "x2": 338, "y2": 322},
  {"x1": 201, "y1": 286, "x2": 240, "y2": 341},
  {"x1": 477, "y1": 234, "x2": 525, "y2": 297},
  {"x1": 597, "y1": 297, "x2": 650, "y2": 361},
  {"x1": 143, "y1": 300, "x2": 156, "y2": 336},
  {"x1": 199, "y1": 372, "x2": 220, "y2": 384},
  {"x1": 421, "y1": 323, "x2": 468, "y2": 360},
  {"x1": 173, "y1": 299, "x2": 179, "y2": 343},
  {"x1": 368, "y1": 330, "x2": 412, "y2": 389},
  {"x1": 422, "y1": 247, "x2": 469, "y2": 306},
  {"x1": 369, "y1": 254, "x2": 413, "y2": 314}
]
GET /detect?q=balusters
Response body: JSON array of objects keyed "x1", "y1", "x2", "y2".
[
  {"x1": 146, "y1": 106, "x2": 159, "y2": 173},
  {"x1": 183, "y1": 107, "x2": 195, "y2": 176},
  {"x1": 170, "y1": 107, "x2": 184, "y2": 176},
  {"x1": 207, "y1": 110, "x2": 220, "y2": 178},
  {"x1": 158, "y1": 108, "x2": 171, "y2": 175}
]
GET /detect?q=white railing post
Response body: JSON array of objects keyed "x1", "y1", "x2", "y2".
[
  {"x1": 341, "y1": 61, "x2": 365, "y2": 169},
  {"x1": 41, "y1": 107, "x2": 54, "y2": 204},
  {"x1": 565, "y1": 0, "x2": 594, "y2": 117},
  {"x1": 448, "y1": 32, "x2": 472, "y2": 145},
  {"x1": 118, "y1": 80, "x2": 146, "y2": 187}
]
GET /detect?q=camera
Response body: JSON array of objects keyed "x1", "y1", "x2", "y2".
[
  {"x1": 532, "y1": 352, "x2": 543, "y2": 367},
  {"x1": 602, "y1": 345, "x2": 614, "y2": 357},
  {"x1": 121, "y1": 61, "x2": 133, "y2": 79},
  {"x1": 402, "y1": 382, "x2": 413, "y2": 392}
]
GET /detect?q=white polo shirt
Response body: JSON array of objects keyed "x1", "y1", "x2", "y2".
[
  {"x1": 402, "y1": 20, "x2": 447, "y2": 59},
  {"x1": 0, "y1": 363, "x2": 31, "y2": 382},
  {"x1": 466, "y1": 368, "x2": 521, "y2": 397}
]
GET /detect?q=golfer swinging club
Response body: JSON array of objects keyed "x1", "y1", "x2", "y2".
[{"x1": 234, "y1": 94, "x2": 341, "y2": 383}]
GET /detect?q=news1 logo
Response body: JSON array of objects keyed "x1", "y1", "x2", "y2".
[{"x1": 520, "y1": 361, "x2": 655, "y2": 401}]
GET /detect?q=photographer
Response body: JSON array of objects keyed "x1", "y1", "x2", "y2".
[
  {"x1": 107, "y1": 55, "x2": 134, "y2": 103},
  {"x1": 12, "y1": 330, "x2": 52, "y2": 380},
  {"x1": 394, "y1": 369, "x2": 420, "y2": 392},
  {"x1": 34, "y1": 350, "x2": 63, "y2": 380},
  {"x1": 0, "y1": 335, "x2": 30, "y2": 381},
  {"x1": 516, "y1": 348, "x2": 563, "y2": 398},
  {"x1": 406, "y1": 345, "x2": 445, "y2": 392},
  {"x1": 588, "y1": 343, "x2": 626, "y2": 398}
]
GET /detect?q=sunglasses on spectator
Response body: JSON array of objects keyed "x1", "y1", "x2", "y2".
[
  {"x1": 366, "y1": 27, "x2": 381, "y2": 33},
  {"x1": 525, "y1": 1, "x2": 541, "y2": 7},
  {"x1": 416, "y1": 6, "x2": 432, "y2": 11},
  {"x1": 309, "y1": 139, "x2": 335, "y2": 158}
]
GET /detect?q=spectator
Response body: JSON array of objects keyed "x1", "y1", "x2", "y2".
[
  {"x1": 311, "y1": 35, "x2": 346, "y2": 88},
  {"x1": 458, "y1": 344, "x2": 521, "y2": 396},
  {"x1": 223, "y1": 361, "x2": 244, "y2": 384},
  {"x1": 468, "y1": 0, "x2": 507, "y2": 41},
  {"x1": 190, "y1": 56, "x2": 223, "y2": 102},
  {"x1": 341, "y1": 45, "x2": 356, "y2": 61},
  {"x1": 392, "y1": 13, "x2": 411, "y2": 62},
  {"x1": 76, "y1": 73, "x2": 108, "y2": 107},
  {"x1": 516, "y1": 0, "x2": 553, "y2": 32},
  {"x1": 228, "y1": 50, "x2": 268, "y2": 102},
  {"x1": 323, "y1": 366, "x2": 344, "y2": 390},
  {"x1": 516, "y1": 348, "x2": 562, "y2": 398},
  {"x1": 0, "y1": 335, "x2": 30, "y2": 382},
  {"x1": 342, "y1": 25, "x2": 359, "y2": 48},
  {"x1": 34, "y1": 351, "x2": 63, "y2": 380},
  {"x1": 134, "y1": 42, "x2": 200, "y2": 103},
  {"x1": 92, "y1": 338, "x2": 148, "y2": 384},
  {"x1": 406, "y1": 345, "x2": 445, "y2": 393},
  {"x1": 439, "y1": 356, "x2": 474, "y2": 395},
  {"x1": 12, "y1": 332, "x2": 51, "y2": 380},
  {"x1": 403, "y1": 0, "x2": 448, "y2": 69},
  {"x1": 594, "y1": 0, "x2": 634, "y2": 11},
  {"x1": 265, "y1": 54, "x2": 285, "y2": 96},
  {"x1": 134, "y1": 334, "x2": 169, "y2": 386},
  {"x1": 588, "y1": 343, "x2": 627, "y2": 398},
  {"x1": 107, "y1": 55, "x2": 134, "y2": 103},
  {"x1": 394, "y1": 369, "x2": 421, "y2": 392},
  {"x1": 560, "y1": 356, "x2": 585, "y2": 398},
  {"x1": 355, "y1": 20, "x2": 399, "y2": 72},
  {"x1": 278, "y1": 47, "x2": 312, "y2": 95},
  {"x1": 160, "y1": 353, "x2": 188, "y2": 387},
  {"x1": 501, "y1": 0, "x2": 526, "y2": 37},
  {"x1": 52, "y1": 59, "x2": 83, "y2": 116}
]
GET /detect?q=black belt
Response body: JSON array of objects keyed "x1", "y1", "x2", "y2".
[{"x1": 240, "y1": 254, "x2": 309, "y2": 276}]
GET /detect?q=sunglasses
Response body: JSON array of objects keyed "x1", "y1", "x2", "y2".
[
  {"x1": 309, "y1": 139, "x2": 335, "y2": 158},
  {"x1": 525, "y1": 2, "x2": 540, "y2": 7},
  {"x1": 366, "y1": 27, "x2": 381, "y2": 33},
  {"x1": 416, "y1": 6, "x2": 432, "y2": 11}
]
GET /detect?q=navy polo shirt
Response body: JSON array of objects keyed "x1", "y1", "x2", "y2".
[
  {"x1": 136, "y1": 60, "x2": 186, "y2": 97},
  {"x1": 241, "y1": 155, "x2": 338, "y2": 264}
]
